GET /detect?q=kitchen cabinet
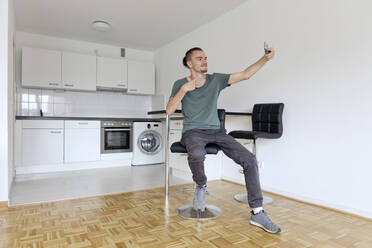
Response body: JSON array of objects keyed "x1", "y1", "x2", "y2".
[
  {"x1": 169, "y1": 127, "x2": 189, "y2": 172},
  {"x1": 22, "y1": 47, "x2": 62, "y2": 89},
  {"x1": 21, "y1": 120, "x2": 64, "y2": 166},
  {"x1": 62, "y1": 52, "x2": 96, "y2": 91},
  {"x1": 168, "y1": 120, "x2": 188, "y2": 172},
  {"x1": 127, "y1": 60, "x2": 155, "y2": 95},
  {"x1": 97, "y1": 56, "x2": 127, "y2": 90},
  {"x1": 64, "y1": 121, "x2": 100, "y2": 163}
]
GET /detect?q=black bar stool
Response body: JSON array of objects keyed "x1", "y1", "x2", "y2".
[
  {"x1": 228, "y1": 103, "x2": 284, "y2": 204},
  {"x1": 170, "y1": 109, "x2": 226, "y2": 219}
]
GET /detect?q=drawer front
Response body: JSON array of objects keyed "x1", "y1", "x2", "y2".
[
  {"x1": 170, "y1": 120, "x2": 183, "y2": 130},
  {"x1": 22, "y1": 120, "x2": 64, "y2": 129},
  {"x1": 65, "y1": 120, "x2": 100, "y2": 129}
]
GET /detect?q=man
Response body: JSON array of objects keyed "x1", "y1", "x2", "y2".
[{"x1": 166, "y1": 46, "x2": 281, "y2": 234}]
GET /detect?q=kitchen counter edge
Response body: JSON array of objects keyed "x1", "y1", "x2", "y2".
[{"x1": 15, "y1": 116, "x2": 184, "y2": 121}]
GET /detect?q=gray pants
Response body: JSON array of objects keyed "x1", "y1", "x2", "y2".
[{"x1": 180, "y1": 128, "x2": 263, "y2": 208}]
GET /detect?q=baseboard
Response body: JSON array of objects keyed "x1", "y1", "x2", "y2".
[
  {"x1": 0, "y1": 201, "x2": 8, "y2": 208},
  {"x1": 16, "y1": 159, "x2": 132, "y2": 175},
  {"x1": 221, "y1": 179, "x2": 372, "y2": 221}
]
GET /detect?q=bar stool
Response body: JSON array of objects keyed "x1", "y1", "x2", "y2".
[
  {"x1": 170, "y1": 109, "x2": 226, "y2": 219},
  {"x1": 228, "y1": 103, "x2": 284, "y2": 204}
]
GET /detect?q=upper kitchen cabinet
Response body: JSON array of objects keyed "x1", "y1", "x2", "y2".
[
  {"x1": 127, "y1": 60, "x2": 155, "y2": 95},
  {"x1": 22, "y1": 47, "x2": 62, "y2": 89},
  {"x1": 97, "y1": 56, "x2": 127, "y2": 90},
  {"x1": 62, "y1": 52, "x2": 96, "y2": 91}
]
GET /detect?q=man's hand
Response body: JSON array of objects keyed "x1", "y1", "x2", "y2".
[
  {"x1": 181, "y1": 79, "x2": 196, "y2": 92},
  {"x1": 182, "y1": 75, "x2": 204, "y2": 92},
  {"x1": 264, "y1": 48, "x2": 275, "y2": 61}
]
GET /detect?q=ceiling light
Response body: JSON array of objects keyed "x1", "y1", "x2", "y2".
[{"x1": 92, "y1": 20, "x2": 111, "y2": 32}]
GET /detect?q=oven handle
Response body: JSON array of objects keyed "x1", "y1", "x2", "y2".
[{"x1": 104, "y1": 128, "x2": 131, "y2": 131}]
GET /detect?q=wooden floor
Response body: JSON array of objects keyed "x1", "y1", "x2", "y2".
[{"x1": 1, "y1": 180, "x2": 371, "y2": 248}]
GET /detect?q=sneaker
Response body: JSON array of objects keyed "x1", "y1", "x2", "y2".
[
  {"x1": 250, "y1": 210, "x2": 281, "y2": 234},
  {"x1": 193, "y1": 185, "x2": 206, "y2": 211}
]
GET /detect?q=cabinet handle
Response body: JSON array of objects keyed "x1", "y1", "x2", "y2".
[
  {"x1": 129, "y1": 89, "x2": 138, "y2": 92},
  {"x1": 78, "y1": 122, "x2": 89, "y2": 125},
  {"x1": 49, "y1": 83, "x2": 59, "y2": 86},
  {"x1": 117, "y1": 84, "x2": 126, "y2": 87},
  {"x1": 50, "y1": 131, "x2": 62, "y2": 134},
  {"x1": 180, "y1": 154, "x2": 188, "y2": 156},
  {"x1": 64, "y1": 84, "x2": 74, "y2": 87},
  {"x1": 169, "y1": 132, "x2": 174, "y2": 135}
]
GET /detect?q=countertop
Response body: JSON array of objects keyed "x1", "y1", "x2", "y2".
[
  {"x1": 15, "y1": 116, "x2": 184, "y2": 121},
  {"x1": 15, "y1": 116, "x2": 164, "y2": 122},
  {"x1": 15, "y1": 110, "x2": 250, "y2": 121},
  {"x1": 147, "y1": 110, "x2": 252, "y2": 116}
]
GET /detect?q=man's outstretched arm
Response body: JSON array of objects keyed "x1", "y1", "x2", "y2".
[{"x1": 228, "y1": 48, "x2": 275, "y2": 85}]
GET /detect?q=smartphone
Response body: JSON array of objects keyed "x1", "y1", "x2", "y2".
[{"x1": 264, "y1": 41, "x2": 271, "y2": 54}]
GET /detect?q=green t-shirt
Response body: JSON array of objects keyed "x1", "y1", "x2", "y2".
[{"x1": 170, "y1": 73, "x2": 230, "y2": 133}]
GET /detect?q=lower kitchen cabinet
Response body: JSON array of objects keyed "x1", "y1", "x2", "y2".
[
  {"x1": 21, "y1": 121, "x2": 64, "y2": 166},
  {"x1": 169, "y1": 126, "x2": 187, "y2": 171},
  {"x1": 64, "y1": 121, "x2": 100, "y2": 163}
]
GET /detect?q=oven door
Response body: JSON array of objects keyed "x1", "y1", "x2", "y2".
[{"x1": 101, "y1": 127, "x2": 132, "y2": 153}]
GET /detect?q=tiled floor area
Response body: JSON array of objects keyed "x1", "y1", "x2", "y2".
[{"x1": 9, "y1": 164, "x2": 189, "y2": 206}]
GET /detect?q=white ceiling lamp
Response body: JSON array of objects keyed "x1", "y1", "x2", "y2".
[{"x1": 92, "y1": 20, "x2": 111, "y2": 32}]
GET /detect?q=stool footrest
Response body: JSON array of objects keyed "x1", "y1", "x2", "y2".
[{"x1": 177, "y1": 205, "x2": 221, "y2": 219}]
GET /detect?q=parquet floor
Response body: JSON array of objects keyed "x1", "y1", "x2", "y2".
[{"x1": 1, "y1": 180, "x2": 371, "y2": 248}]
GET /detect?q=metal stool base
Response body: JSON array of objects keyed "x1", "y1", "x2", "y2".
[
  {"x1": 234, "y1": 193, "x2": 273, "y2": 204},
  {"x1": 177, "y1": 205, "x2": 222, "y2": 220}
]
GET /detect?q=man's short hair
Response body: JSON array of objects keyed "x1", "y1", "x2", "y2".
[{"x1": 182, "y1": 47, "x2": 203, "y2": 68}]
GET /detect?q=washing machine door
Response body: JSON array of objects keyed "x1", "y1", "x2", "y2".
[{"x1": 137, "y1": 130, "x2": 162, "y2": 154}]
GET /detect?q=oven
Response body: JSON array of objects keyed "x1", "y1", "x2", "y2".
[{"x1": 101, "y1": 120, "x2": 133, "y2": 154}]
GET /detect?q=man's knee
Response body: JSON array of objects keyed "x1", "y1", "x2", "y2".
[
  {"x1": 188, "y1": 148, "x2": 206, "y2": 162},
  {"x1": 237, "y1": 150, "x2": 257, "y2": 168}
]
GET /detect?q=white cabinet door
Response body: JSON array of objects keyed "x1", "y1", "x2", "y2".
[
  {"x1": 168, "y1": 120, "x2": 191, "y2": 172},
  {"x1": 22, "y1": 47, "x2": 62, "y2": 89},
  {"x1": 22, "y1": 129, "x2": 64, "y2": 166},
  {"x1": 62, "y1": 52, "x2": 96, "y2": 91},
  {"x1": 64, "y1": 121, "x2": 100, "y2": 163},
  {"x1": 127, "y1": 60, "x2": 155, "y2": 95},
  {"x1": 205, "y1": 153, "x2": 222, "y2": 180},
  {"x1": 97, "y1": 57, "x2": 127, "y2": 89},
  {"x1": 169, "y1": 129, "x2": 187, "y2": 171}
]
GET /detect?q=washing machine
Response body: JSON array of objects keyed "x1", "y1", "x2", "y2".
[{"x1": 132, "y1": 122, "x2": 165, "y2": 166}]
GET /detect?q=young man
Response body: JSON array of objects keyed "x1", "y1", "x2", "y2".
[{"x1": 166, "y1": 47, "x2": 281, "y2": 234}]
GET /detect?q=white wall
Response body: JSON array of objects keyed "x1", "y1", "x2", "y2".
[
  {"x1": 8, "y1": 0, "x2": 15, "y2": 196},
  {"x1": 1, "y1": 0, "x2": 10, "y2": 202},
  {"x1": 155, "y1": 0, "x2": 372, "y2": 218}
]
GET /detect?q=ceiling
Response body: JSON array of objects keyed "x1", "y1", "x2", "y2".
[{"x1": 15, "y1": 0, "x2": 248, "y2": 51}]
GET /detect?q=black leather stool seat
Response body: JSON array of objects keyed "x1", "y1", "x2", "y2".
[
  {"x1": 228, "y1": 130, "x2": 282, "y2": 140},
  {"x1": 170, "y1": 142, "x2": 220, "y2": 154},
  {"x1": 228, "y1": 103, "x2": 284, "y2": 140}
]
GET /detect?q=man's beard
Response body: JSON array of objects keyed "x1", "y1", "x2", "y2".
[{"x1": 201, "y1": 68, "x2": 207, "y2": 73}]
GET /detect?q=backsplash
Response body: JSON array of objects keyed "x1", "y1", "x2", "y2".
[{"x1": 16, "y1": 87, "x2": 165, "y2": 118}]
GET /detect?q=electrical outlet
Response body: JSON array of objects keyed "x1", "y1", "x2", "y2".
[{"x1": 257, "y1": 160, "x2": 264, "y2": 169}]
